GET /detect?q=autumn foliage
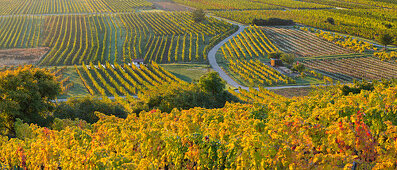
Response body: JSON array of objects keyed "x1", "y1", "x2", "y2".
[{"x1": 1, "y1": 76, "x2": 397, "y2": 168}]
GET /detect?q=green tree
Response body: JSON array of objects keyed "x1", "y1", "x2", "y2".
[
  {"x1": 198, "y1": 72, "x2": 225, "y2": 96},
  {"x1": 0, "y1": 66, "x2": 61, "y2": 136},
  {"x1": 378, "y1": 33, "x2": 394, "y2": 50},
  {"x1": 326, "y1": 17, "x2": 335, "y2": 25},
  {"x1": 280, "y1": 53, "x2": 296, "y2": 66},
  {"x1": 53, "y1": 96, "x2": 127, "y2": 123},
  {"x1": 135, "y1": 72, "x2": 238, "y2": 113},
  {"x1": 267, "y1": 51, "x2": 283, "y2": 59},
  {"x1": 192, "y1": 9, "x2": 206, "y2": 23},
  {"x1": 293, "y1": 63, "x2": 306, "y2": 73}
]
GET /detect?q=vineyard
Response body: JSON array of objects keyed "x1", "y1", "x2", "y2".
[
  {"x1": 0, "y1": 12, "x2": 236, "y2": 66},
  {"x1": 3, "y1": 80, "x2": 397, "y2": 169},
  {"x1": 228, "y1": 86, "x2": 286, "y2": 104},
  {"x1": 173, "y1": 0, "x2": 331, "y2": 10},
  {"x1": 76, "y1": 61, "x2": 185, "y2": 97},
  {"x1": 299, "y1": 27, "x2": 377, "y2": 53},
  {"x1": 213, "y1": 9, "x2": 397, "y2": 43},
  {"x1": 2, "y1": 0, "x2": 397, "y2": 169},
  {"x1": 0, "y1": 16, "x2": 42, "y2": 49},
  {"x1": 261, "y1": 27, "x2": 353, "y2": 57},
  {"x1": 303, "y1": 57, "x2": 397, "y2": 81},
  {"x1": 176, "y1": 0, "x2": 397, "y2": 10},
  {"x1": 0, "y1": 0, "x2": 152, "y2": 15},
  {"x1": 219, "y1": 26, "x2": 294, "y2": 87}
]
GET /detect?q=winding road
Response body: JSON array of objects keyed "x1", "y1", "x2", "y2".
[
  {"x1": 207, "y1": 24, "x2": 249, "y2": 90},
  {"x1": 206, "y1": 16, "x2": 386, "y2": 91},
  {"x1": 206, "y1": 19, "x2": 316, "y2": 91}
]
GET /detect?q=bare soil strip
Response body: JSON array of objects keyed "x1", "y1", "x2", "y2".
[
  {"x1": 152, "y1": 1, "x2": 194, "y2": 11},
  {"x1": 0, "y1": 47, "x2": 49, "y2": 66}
]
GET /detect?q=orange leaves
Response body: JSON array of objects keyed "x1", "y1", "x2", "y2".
[
  {"x1": 5, "y1": 82, "x2": 397, "y2": 168},
  {"x1": 326, "y1": 110, "x2": 377, "y2": 167},
  {"x1": 17, "y1": 147, "x2": 27, "y2": 170}
]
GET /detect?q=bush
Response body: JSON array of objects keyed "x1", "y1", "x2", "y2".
[
  {"x1": 280, "y1": 53, "x2": 296, "y2": 66},
  {"x1": 53, "y1": 96, "x2": 128, "y2": 123},
  {"x1": 292, "y1": 63, "x2": 305, "y2": 73},
  {"x1": 135, "y1": 72, "x2": 239, "y2": 113},
  {"x1": 252, "y1": 18, "x2": 294, "y2": 26},
  {"x1": 267, "y1": 51, "x2": 283, "y2": 59},
  {"x1": 340, "y1": 80, "x2": 374, "y2": 96},
  {"x1": 326, "y1": 17, "x2": 335, "y2": 25},
  {"x1": 192, "y1": 9, "x2": 206, "y2": 23}
]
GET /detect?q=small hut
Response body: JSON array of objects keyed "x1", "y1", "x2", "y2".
[
  {"x1": 132, "y1": 58, "x2": 144, "y2": 68},
  {"x1": 270, "y1": 58, "x2": 283, "y2": 67}
]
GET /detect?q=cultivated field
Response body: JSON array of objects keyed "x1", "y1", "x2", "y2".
[
  {"x1": 76, "y1": 62, "x2": 185, "y2": 96},
  {"x1": 152, "y1": 1, "x2": 193, "y2": 11},
  {"x1": 262, "y1": 27, "x2": 353, "y2": 57},
  {"x1": 303, "y1": 57, "x2": 397, "y2": 81},
  {"x1": 2, "y1": 0, "x2": 397, "y2": 169},
  {"x1": 0, "y1": 12, "x2": 233, "y2": 66},
  {"x1": 0, "y1": 47, "x2": 48, "y2": 66},
  {"x1": 219, "y1": 26, "x2": 296, "y2": 87},
  {"x1": 0, "y1": 0, "x2": 152, "y2": 15}
]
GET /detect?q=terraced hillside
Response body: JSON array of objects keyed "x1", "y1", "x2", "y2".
[
  {"x1": 218, "y1": 26, "x2": 296, "y2": 87},
  {"x1": 303, "y1": 56, "x2": 397, "y2": 81},
  {"x1": 0, "y1": 12, "x2": 234, "y2": 66},
  {"x1": 76, "y1": 62, "x2": 185, "y2": 97},
  {"x1": 0, "y1": 0, "x2": 152, "y2": 15},
  {"x1": 262, "y1": 27, "x2": 353, "y2": 57}
]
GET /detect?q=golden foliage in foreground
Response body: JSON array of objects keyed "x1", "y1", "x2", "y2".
[{"x1": 1, "y1": 83, "x2": 397, "y2": 169}]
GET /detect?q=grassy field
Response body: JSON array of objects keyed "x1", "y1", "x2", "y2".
[
  {"x1": 52, "y1": 66, "x2": 90, "y2": 99},
  {"x1": 160, "y1": 63, "x2": 212, "y2": 82}
]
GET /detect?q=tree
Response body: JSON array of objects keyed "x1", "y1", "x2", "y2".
[
  {"x1": 378, "y1": 33, "x2": 395, "y2": 50},
  {"x1": 280, "y1": 53, "x2": 296, "y2": 66},
  {"x1": 292, "y1": 63, "x2": 306, "y2": 73},
  {"x1": 198, "y1": 72, "x2": 226, "y2": 96},
  {"x1": 326, "y1": 17, "x2": 335, "y2": 25},
  {"x1": 53, "y1": 96, "x2": 127, "y2": 123},
  {"x1": 0, "y1": 66, "x2": 61, "y2": 136},
  {"x1": 267, "y1": 51, "x2": 283, "y2": 59},
  {"x1": 192, "y1": 9, "x2": 206, "y2": 23},
  {"x1": 135, "y1": 72, "x2": 237, "y2": 113}
]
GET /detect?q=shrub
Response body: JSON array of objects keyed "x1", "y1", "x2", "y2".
[
  {"x1": 135, "y1": 72, "x2": 239, "y2": 113},
  {"x1": 53, "y1": 96, "x2": 128, "y2": 123},
  {"x1": 340, "y1": 80, "x2": 374, "y2": 96},
  {"x1": 192, "y1": 9, "x2": 206, "y2": 23},
  {"x1": 326, "y1": 17, "x2": 335, "y2": 25},
  {"x1": 280, "y1": 53, "x2": 296, "y2": 66},
  {"x1": 292, "y1": 63, "x2": 305, "y2": 73},
  {"x1": 267, "y1": 51, "x2": 283, "y2": 59}
]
